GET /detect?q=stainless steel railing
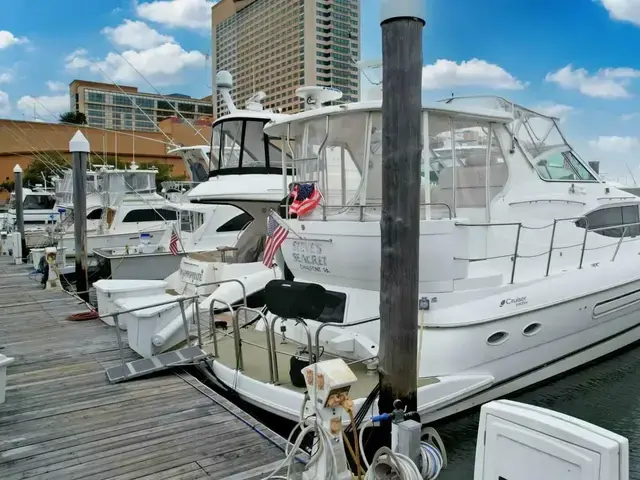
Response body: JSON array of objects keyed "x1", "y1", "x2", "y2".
[
  {"x1": 99, "y1": 294, "x2": 201, "y2": 380},
  {"x1": 456, "y1": 215, "x2": 640, "y2": 283}
]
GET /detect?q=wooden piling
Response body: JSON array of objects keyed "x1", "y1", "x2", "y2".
[{"x1": 378, "y1": 0, "x2": 426, "y2": 422}]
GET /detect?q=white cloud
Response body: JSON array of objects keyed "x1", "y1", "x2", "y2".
[
  {"x1": 17, "y1": 95, "x2": 70, "y2": 120},
  {"x1": 0, "y1": 72, "x2": 13, "y2": 84},
  {"x1": 65, "y1": 43, "x2": 206, "y2": 85},
  {"x1": 46, "y1": 81, "x2": 67, "y2": 92},
  {"x1": 545, "y1": 65, "x2": 640, "y2": 99},
  {"x1": 600, "y1": 0, "x2": 640, "y2": 26},
  {"x1": 102, "y1": 20, "x2": 175, "y2": 50},
  {"x1": 421, "y1": 59, "x2": 526, "y2": 91},
  {"x1": 65, "y1": 49, "x2": 91, "y2": 70},
  {"x1": 136, "y1": 0, "x2": 215, "y2": 30},
  {"x1": 0, "y1": 90, "x2": 10, "y2": 115},
  {"x1": 533, "y1": 103, "x2": 574, "y2": 121},
  {"x1": 588, "y1": 135, "x2": 640, "y2": 153},
  {"x1": 0, "y1": 31, "x2": 28, "y2": 50}
]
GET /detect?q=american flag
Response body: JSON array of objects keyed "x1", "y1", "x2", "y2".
[
  {"x1": 263, "y1": 213, "x2": 288, "y2": 268},
  {"x1": 289, "y1": 183, "x2": 321, "y2": 217},
  {"x1": 169, "y1": 228, "x2": 179, "y2": 255}
]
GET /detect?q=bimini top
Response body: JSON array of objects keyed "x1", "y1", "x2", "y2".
[{"x1": 263, "y1": 99, "x2": 514, "y2": 137}]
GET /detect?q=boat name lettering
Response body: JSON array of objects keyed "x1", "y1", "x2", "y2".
[
  {"x1": 180, "y1": 269, "x2": 203, "y2": 284},
  {"x1": 292, "y1": 241, "x2": 323, "y2": 255},
  {"x1": 291, "y1": 241, "x2": 329, "y2": 273},
  {"x1": 500, "y1": 296, "x2": 528, "y2": 307},
  {"x1": 292, "y1": 252, "x2": 329, "y2": 273}
]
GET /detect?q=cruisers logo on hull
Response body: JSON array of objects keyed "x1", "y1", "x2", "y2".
[{"x1": 500, "y1": 296, "x2": 528, "y2": 307}]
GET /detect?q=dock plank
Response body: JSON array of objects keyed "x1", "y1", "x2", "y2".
[{"x1": 0, "y1": 257, "x2": 289, "y2": 479}]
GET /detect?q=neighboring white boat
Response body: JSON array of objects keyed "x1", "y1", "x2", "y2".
[
  {"x1": 92, "y1": 202, "x2": 243, "y2": 280},
  {"x1": 3, "y1": 185, "x2": 59, "y2": 248},
  {"x1": 6, "y1": 185, "x2": 58, "y2": 226},
  {"x1": 93, "y1": 72, "x2": 293, "y2": 356},
  {"x1": 57, "y1": 163, "x2": 178, "y2": 258},
  {"x1": 199, "y1": 92, "x2": 640, "y2": 427}
]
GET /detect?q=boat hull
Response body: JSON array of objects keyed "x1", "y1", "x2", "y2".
[
  {"x1": 60, "y1": 227, "x2": 167, "y2": 257},
  {"x1": 200, "y1": 265, "x2": 640, "y2": 425},
  {"x1": 203, "y1": 313, "x2": 640, "y2": 424}
]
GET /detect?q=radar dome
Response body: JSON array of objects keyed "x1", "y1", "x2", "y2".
[{"x1": 216, "y1": 71, "x2": 233, "y2": 90}]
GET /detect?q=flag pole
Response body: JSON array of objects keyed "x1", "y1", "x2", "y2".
[{"x1": 171, "y1": 221, "x2": 186, "y2": 254}]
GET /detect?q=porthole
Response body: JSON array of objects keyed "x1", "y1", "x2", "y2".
[
  {"x1": 523, "y1": 323, "x2": 542, "y2": 336},
  {"x1": 486, "y1": 331, "x2": 509, "y2": 346}
]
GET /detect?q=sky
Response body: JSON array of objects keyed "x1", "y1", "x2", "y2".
[{"x1": 2, "y1": 0, "x2": 640, "y2": 179}]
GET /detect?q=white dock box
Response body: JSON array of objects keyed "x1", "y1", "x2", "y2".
[
  {"x1": 94, "y1": 279, "x2": 168, "y2": 329},
  {"x1": 115, "y1": 294, "x2": 187, "y2": 358},
  {"x1": 0, "y1": 354, "x2": 15, "y2": 404}
]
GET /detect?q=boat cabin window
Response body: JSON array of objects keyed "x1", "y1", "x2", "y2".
[
  {"x1": 288, "y1": 113, "x2": 367, "y2": 215},
  {"x1": 576, "y1": 205, "x2": 640, "y2": 238},
  {"x1": 23, "y1": 194, "x2": 56, "y2": 210},
  {"x1": 216, "y1": 211, "x2": 253, "y2": 232},
  {"x1": 535, "y1": 150, "x2": 596, "y2": 182},
  {"x1": 279, "y1": 109, "x2": 510, "y2": 221},
  {"x1": 122, "y1": 208, "x2": 178, "y2": 223},
  {"x1": 103, "y1": 172, "x2": 156, "y2": 194},
  {"x1": 87, "y1": 208, "x2": 103, "y2": 220},
  {"x1": 210, "y1": 118, "x2": 291, "y2": 176},
  {"x1": 429, "y1": 114, "x2": 508, "y2": 219}
]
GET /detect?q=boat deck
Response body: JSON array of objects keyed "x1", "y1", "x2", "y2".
[{"x1": 0, "y1": 255, "x2": 294, "y2": 480}]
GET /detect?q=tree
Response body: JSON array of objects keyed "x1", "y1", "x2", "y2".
[
  {"x1": 59, "y1": 111, "x2": 87, "y2": 125},
  {"x1": 23, "y1": 152, "x2": 69, "y2": 187}
]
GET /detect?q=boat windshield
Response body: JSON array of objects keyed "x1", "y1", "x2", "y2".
[
  {"x1": 439, "y1": 96, "x2": 598, "y2": 183},
  {"x1": 56, "y1": 170, "x2": 101, "y2": 204},
  {"x1": 209, "y1": 118, "x2": 292, "y2": 176},
  {"x1": 23, "y1": 194, "x2": 56, "y2": 210},
  {"x1": 103, "y1": 171, "x2": 156, "y2": 194}
]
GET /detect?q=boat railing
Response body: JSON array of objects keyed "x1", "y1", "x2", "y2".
[
  {"x1": 99, "y1": 294, "x2": 202, "y2": 381},
  {"x1": 267, "y1": 315, "x2": 313, "y2": 385},
  {"x1": 204, "y1": 285, "x2": 381, "y2": 385},
  {"x1": 318, "y1": 202, "x2": 453, "y2": 221},
  {"x1": 455, "y1": 216, "x2": 640, "y2": 283},
  {"x1": 284, "y1": 185, "x2": 453, "y2": 221}
]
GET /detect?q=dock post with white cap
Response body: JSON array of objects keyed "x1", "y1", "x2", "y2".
[
  {"x1": 70, "y1": 130, "x2": 89, "y2": 302},
  {"x1": 13, "y1": 164, "x2": 26, "y2": 264},
  {"x1": 378, "y1": 0, "x2": 426, "y2": 429}
]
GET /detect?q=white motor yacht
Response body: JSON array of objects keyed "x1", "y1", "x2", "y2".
[{"x1": 199, "y1": 92, "x2": 640, "y2": 427}]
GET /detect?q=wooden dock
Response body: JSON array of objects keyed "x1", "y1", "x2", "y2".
[{"x1": 0, "y1": 256, "x2": 294, "y2": 480}]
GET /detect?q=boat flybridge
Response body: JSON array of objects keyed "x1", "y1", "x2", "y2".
[
  {"x1": 196, "y1": 92, "x2": 640, "y2": 425},
  {"x1": 4, "y1": 185, "x2": 58, "y2": 247},
  {"x1": 156, "y1": 72, "x2": 292, "y2": 303},
  {"x1": 56, "y1": 162, "x2": 180, "y2": 257}
]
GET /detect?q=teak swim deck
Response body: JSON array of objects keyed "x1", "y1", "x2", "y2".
[{"x1": 0, "y1": 256, "x2": 291, "y2": 480}]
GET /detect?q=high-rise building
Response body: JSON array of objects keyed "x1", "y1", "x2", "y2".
[
  {"x1": 212, "y1": 0, "x2": 360, "y2": 116},
  {"x1": 70, "y1": 80, "x2": 214, "y2": 133}
]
